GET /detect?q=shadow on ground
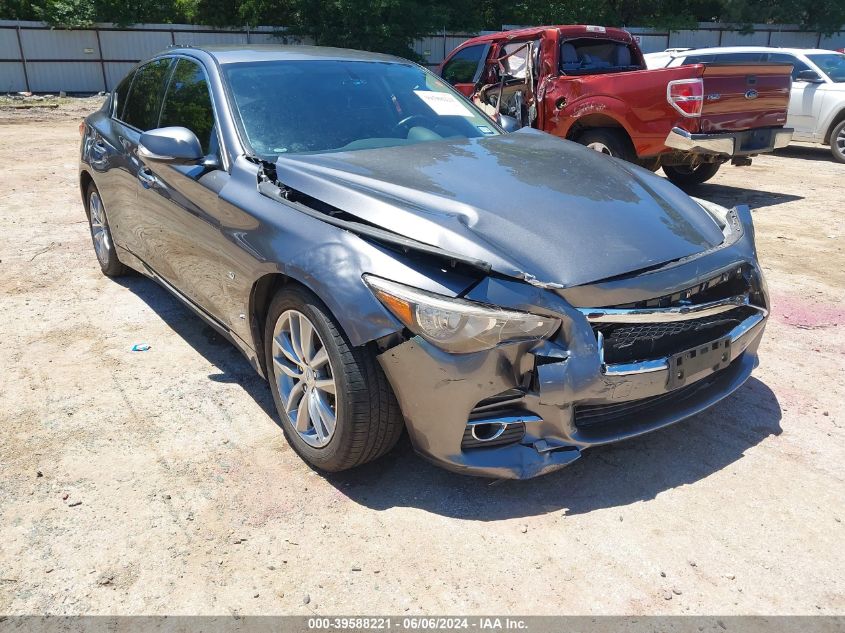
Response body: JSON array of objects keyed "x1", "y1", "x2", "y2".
[
  {"x1": 773, "y1": 145, "x2": 836, "y2": 163},
  {"x1": 115, "y1": 275, "x2": 276, "y2": 419},
  {"x1": 679, "y1": 181, "x2": 803, "y2": 210},
  {"x1": 326, "y1": 377, "x2": 781, "y2": 520},
  {"x1": 115, "y1": 275, "x2": 782, "y2": 521}
]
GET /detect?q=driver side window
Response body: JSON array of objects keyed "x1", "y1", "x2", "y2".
[{"x1": 159, "y1": 59, "x2": 217, "y2": 155}]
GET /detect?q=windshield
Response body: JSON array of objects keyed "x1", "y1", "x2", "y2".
[
  {"x1": 223, "y1": 59, "x2": 500, "y2": 158},
  {"x1": 807, "y1": 53, "x2": 845, "y2": 83}
]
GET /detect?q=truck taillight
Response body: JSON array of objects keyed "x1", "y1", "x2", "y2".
[{"x1": 667, "y1": 79, "x2": 703, "y2": 117}]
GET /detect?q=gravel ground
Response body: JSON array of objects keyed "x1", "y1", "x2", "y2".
[{"x1": 0, "y1": 100, "x2": 843, "y2": 616}]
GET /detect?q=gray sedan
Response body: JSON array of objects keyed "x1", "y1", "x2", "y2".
[{"x1": 79, "y1": 45, "x2": 769, "y2": 479}]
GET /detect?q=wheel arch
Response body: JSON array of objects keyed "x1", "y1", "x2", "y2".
[
  {"x1": 823, "y1": 107, "x2": 845, "y2": 144},
  {"x1": 247, "y1": 268, "x2": 400, "y2": 379},
  {"x1": 566, "y1": 113, "x2": 633, "y2": 143},
  {"x1": 80, "y1": 170, "x2": 94, "y2": 217}
]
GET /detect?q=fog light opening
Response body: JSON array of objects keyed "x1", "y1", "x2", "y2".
[{"x1": 470, "y1": 422, "x2": 508, "y2": 442}]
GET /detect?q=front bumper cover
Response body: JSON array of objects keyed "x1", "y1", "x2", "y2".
[
  {"x1": 376, "y1": 206, "x2": 769, "y2": 480},
  {"x1": 665, "y1": 126, "x2": 793, "y2": 156}
]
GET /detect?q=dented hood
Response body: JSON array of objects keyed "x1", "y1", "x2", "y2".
[{"x1": 274, "y1": 128, "x2": 726, "y2": 287}]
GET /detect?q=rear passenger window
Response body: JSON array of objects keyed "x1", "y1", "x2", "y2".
[
  {"x1": 112, "y1": 71, "x2": 134, "y2": 119},
  {"x1": 159, "y1": 59, "x2": 216, "y2": 155},
  {"x1": 560, "y1": 39, "x2": 639, "y2": 74},
  {"x1": 767, "y1": 53, "x2": 810, "y2": 80},
  {"x1": 122, "y1": 58, "x2": 172, "y2": 131}
]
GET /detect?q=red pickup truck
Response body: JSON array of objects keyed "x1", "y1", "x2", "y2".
[{"x1": 438, "y1": 25, "x2": 794, "y2": 185}]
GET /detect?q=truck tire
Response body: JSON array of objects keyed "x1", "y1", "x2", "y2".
[
  {"x1": 576, "y1": 129, "x2": 635, "y2": 162},
  {"x1": 662, "y1": 163, "x2": 721, "y2": 186},
  {"x1": 830, "y1": 119, "x2": 845, "y2": 164}
]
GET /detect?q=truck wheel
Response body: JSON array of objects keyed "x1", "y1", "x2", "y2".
[
  {"x1": 830, "y1": 119, "x2": 845, "y2": 164},
  {"x1": 576, "y1": 129, "x2": 635, "y2": 162},
  {"x1": 662, "y1": 163, "x2": 721, "y2": 186}
]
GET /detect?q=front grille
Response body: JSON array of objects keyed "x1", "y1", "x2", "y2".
[
  {"x1": 575, "y1": 371, "x2": 721, "y2": 429},
  {"x1": 461, "y1": 423, "x2": 525, "y2": 449},
  {"x1": 595, "y1": 305, "x2": 757, "y2": 364}
]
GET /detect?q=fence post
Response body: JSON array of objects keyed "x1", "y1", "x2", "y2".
[
  {"x1": 16, "y1": 24, "x2": 30, "y2": 93},
  {"x1": 95, "y1": 27, "x2": 108, "y2": 92}
]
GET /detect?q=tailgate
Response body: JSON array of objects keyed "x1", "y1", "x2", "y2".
[{"x1": 698, "y1": 63, "x2": 792, "y2": 133}]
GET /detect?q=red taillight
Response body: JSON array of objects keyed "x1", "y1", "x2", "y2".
[
  {"x1": 79, "y1": 120, "x2": 86, "y2": 136},
  {"x1": 667, "y1": 79, "x2": 703, "y2": 117}
]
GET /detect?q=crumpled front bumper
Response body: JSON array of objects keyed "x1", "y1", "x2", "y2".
[
  {"x1": 379, "y1": 312, "x2": 765, "y2": 480},
  {"x1": 665, "y1": 126, "x2": 793, "y2": 156},
  {"x1": 376, "y1": 203, "x2": 769, "y2": 479}
]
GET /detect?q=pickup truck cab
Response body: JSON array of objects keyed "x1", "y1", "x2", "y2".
[
  {"x1": 439, "y1": 25, "x2": 794, "y2": 185},
  {"x1": 646, "y1": 47, "x2": 845, "y2": 163}
]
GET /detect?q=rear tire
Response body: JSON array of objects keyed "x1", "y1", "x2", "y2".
[
  {"x1": 85, "y1": 182, "x2": 127, "y2": 277},
  {"x1": 829, "y1": 119, "x2": 845, "y2": 164},
  {"x1": 662, "y1": 162, "x2": 721, "y2": 186},
  {"x1": 575, "y1": 128, "x2": 636, "y2": 162},
  {"x1": 264, "y1": 285, "x2": 404, "y2": 472}
]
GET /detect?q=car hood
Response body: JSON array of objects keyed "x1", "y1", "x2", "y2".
[{"x1": 274, "y1": 128, "x2": 726, "y2": 288}]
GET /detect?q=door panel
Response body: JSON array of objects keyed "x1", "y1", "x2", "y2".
[
  {"x1": 440, "y1": 44, "x2": 489, "y2": 97},
  {"x1": 135, "y1": 58, "x2": 240, "y2": 325}
]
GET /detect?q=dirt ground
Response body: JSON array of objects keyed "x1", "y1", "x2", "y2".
[{"x1": 0, "y1": 99, "x2": 843, "y2": 616}]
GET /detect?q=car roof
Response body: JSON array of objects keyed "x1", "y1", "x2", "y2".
[
  {"x1": 163, "y1": 44, "x2": 407, "y2": 65},
  {"x1": 658, "y1": 46, "x2": 837, "y2": 57}
]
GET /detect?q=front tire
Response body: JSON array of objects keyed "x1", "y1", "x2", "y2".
[
  {"x1": 264, "y1": 285, "x2": 404, "y2": 472},
  {"x1": 86, "y1": 182, "x2": 127, "y2": 277},
  {"x1": 829, "y1": 119, "x2": 845, "y2": 164},
  {"x1": 662, "y1": 162, "x2": 721, "y2": 186}
]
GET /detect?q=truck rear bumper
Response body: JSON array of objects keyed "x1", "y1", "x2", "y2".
[{"x1": 665, "y1": 126, "x2": 793, "y2": 156}]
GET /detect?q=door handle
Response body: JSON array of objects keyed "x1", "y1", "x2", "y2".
[{"x1": 138, "y1": 167, "x2": 158, "y2": 189}]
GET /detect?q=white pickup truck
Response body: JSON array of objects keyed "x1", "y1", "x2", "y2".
[{"x1": 646, "y1": 47, "x2": 845, "y2": 163}]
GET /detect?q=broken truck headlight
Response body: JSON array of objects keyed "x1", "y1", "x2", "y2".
[{"x1": 364, "y1": 275, "x2": 561, "y2": 354}]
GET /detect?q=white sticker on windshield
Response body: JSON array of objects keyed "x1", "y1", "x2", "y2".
[
  {"x1": 414, "y1": 90, "x2": 475, "y2": 117},
  {"x1": 477, "y1": 125, "x2": 495, "y2": 135}
]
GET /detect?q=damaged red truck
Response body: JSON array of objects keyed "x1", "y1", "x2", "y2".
[{"x1": 439, "y1": 25, "x2": 794, "y2": 185}]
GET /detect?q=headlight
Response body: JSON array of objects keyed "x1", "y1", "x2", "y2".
[{"x1": 364, "y1": 275, "x2": 561, "y2": 354}]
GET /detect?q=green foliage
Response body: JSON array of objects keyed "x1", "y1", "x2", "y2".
[{"x1": 2, "y1": 0, "x2": 842, "y2": 38}]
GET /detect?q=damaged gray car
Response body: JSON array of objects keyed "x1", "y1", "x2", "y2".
[{"x1": 79, "y1": 45, "x2": 769, "y2": 479}]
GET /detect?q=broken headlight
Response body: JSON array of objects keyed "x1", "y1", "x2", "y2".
[{"x1": 364, "y1": 275, "x2": 561, "y2": 354}]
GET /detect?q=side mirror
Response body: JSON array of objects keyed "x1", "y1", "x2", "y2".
[
  {"x1": 139, "y1": 127, "x2": 204, "y2": 164},
  {"x1": 498, "y1": 114, "x2": 520, "y2": 133},
  {"x1": 796, "y1": 69, "x2": 823, "y2": 83}
]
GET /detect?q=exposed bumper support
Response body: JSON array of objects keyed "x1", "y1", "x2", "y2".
[{"x1": 664, "y1": 126, "x2": 793, "y2": 157}]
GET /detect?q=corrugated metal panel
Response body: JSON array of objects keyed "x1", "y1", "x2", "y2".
[
  {"x1": 414, "y1": 34, "x2": 475, "y2": 64},
  {"x1": 668, "y1": 30, "x2": 720, "y2": 50},
  {"x1": 174, "y1": 31, "x2": 248, "y2": 46},
  {"x1": 0, "y1": 28, "x2": 21, "y2": 58},
  {"x1": 99, "y1": 30, "x2": 172, "y2": 60},
  {"x1": 768, "y1": 31, "x2": 819, "y2": 48},
  {"x1": 20, "y1": 28, "x2": 99, "y2": 60},
  {"x1": 0, "y1": 62, "x2": 26, "y2": 91},
  {"x1": 104, "y1": 62, "x2": 137, "y2": 89},
  {"x1": 634, "y1": 34, "x2": 670, "y2": 54},
  {"x1": 819, "y1": 32, "x2": 845, "y2": 49},
  {"x1": 26, "y1": 61, "x2": 103, "y2": 92},
  {"x1": 720, "y1": 30, "x2": 770, "y2": 47}
]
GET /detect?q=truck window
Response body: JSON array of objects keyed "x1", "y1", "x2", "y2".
[
  {"x1": 560, "y1": 39, "x2": 639, "y2": 75},
  {"x1": 442, "y1": 45, "x2": 487, "y2": 85},
  {"x1": 766, "y1": 53, "x2": 810, "y2": 80}
]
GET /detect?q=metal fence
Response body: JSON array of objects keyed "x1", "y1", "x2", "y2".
[{"x1": 1, "y1": 19, "x2": 844, "y2": 94}]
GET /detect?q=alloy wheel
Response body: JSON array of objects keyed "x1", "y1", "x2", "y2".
[
  {"x1": 836, "y1": 126, "x2": 845, "y2": 157},
  {"x1": 271, "y1": 309, "x2": 338, "y2": 448},
  {"x1": 586, "y1": 141, "x2": 613, "y2": 155},
  {"x1": 89, "y1": 191, "x2": 111, "y2": 265}
]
